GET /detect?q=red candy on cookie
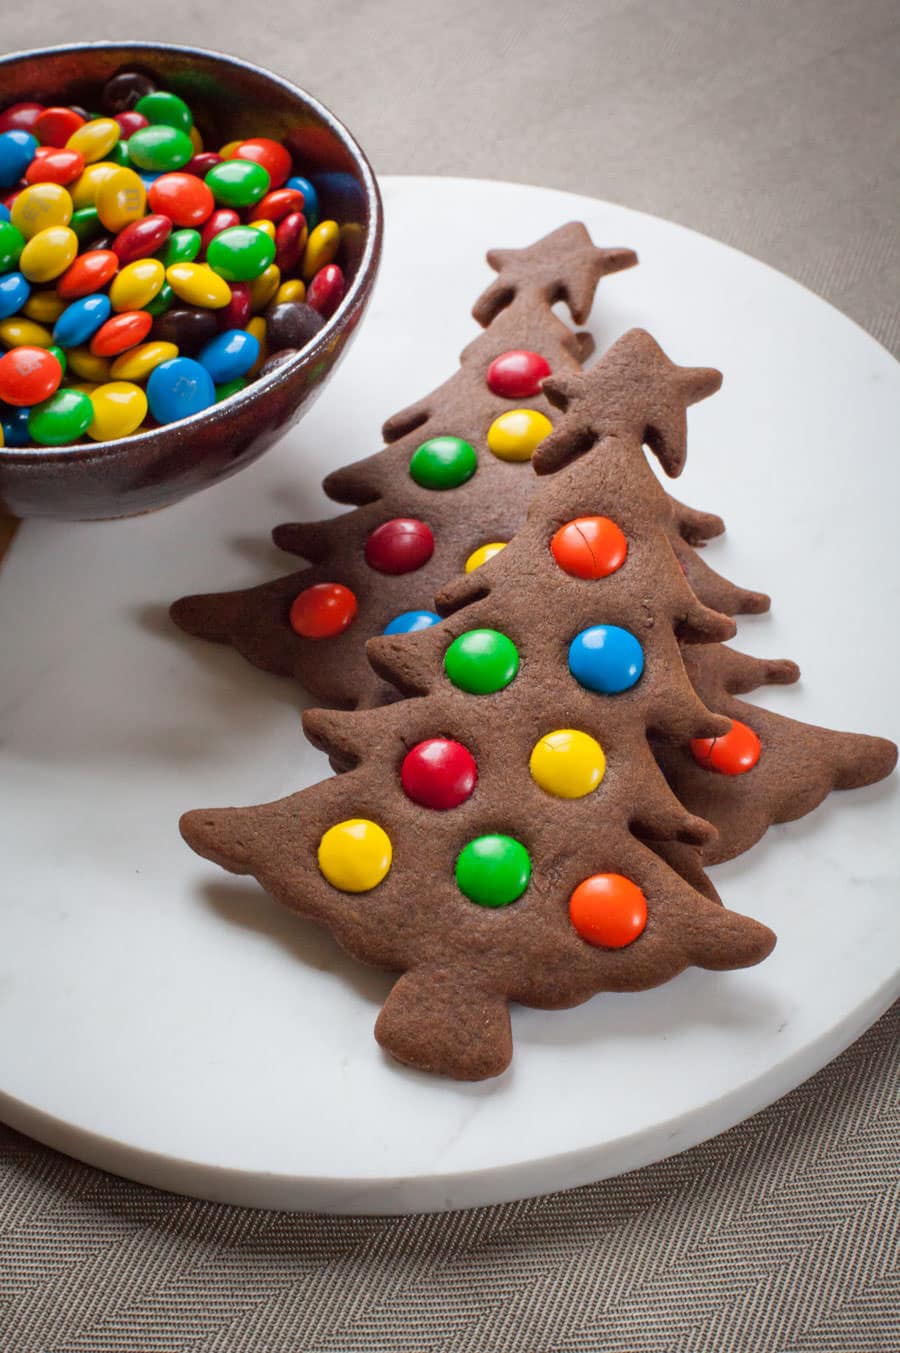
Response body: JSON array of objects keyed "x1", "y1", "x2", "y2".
[
  {"x1": 289, "y1": 583, "x2": 358, "y2": 639},
  {"x1": 550, "y1": 516, "x2": 628, "y2": 579},
  {"x1": 400, "y1": 738, "x2": 478, "y2": 810},
  {"x1": 364, "y1": 518, "x2": 435, "y2": 575},
  {"x1": 690, "y1": 719, "x2": 761, "y2": 775},
  {"x1": 486, "y1": 349, "x2": 551, "y2": 398},
  {"x1": 569, "y1": 873, "x2": 648, "y2": 948}
]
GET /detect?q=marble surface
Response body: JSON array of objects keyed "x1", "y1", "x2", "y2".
[{"x1": 0, "y1": 178, "x2": 897, "y2": 1214}]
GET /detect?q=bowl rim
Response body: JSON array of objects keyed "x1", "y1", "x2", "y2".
[{"x1": 0, "y1": 40, "x2": 383, "y2": 466}]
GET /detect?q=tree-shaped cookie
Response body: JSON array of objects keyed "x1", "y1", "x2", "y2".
[
  {"x1": 171, "y1": 223, "x2": 637, "y2": 708},
  {"x1": 180, "y1": 330, "x2": 775, "y2": 1081}
]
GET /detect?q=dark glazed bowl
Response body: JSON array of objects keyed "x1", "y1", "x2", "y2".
[{"x1": 0, "y1": 42, "x2": 382, "y2": 520}]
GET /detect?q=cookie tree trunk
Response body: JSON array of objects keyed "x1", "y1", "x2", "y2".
[{"x1": 180, "y1": 330, "x2": 775, "y2": 1082}]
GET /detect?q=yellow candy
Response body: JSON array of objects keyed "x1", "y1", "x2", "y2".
[
  {"x1": 67, "y1": 381, "x2": 100, "y2": 397},
  {"x1": 189, "y1": 126, "x2": 204, "y2": 153},
  {"x1": 11, "y1": 183, "x2": 73, "y2": 238},
  {"x1": 110, "y1": 341, "x2": 179, "y2": 382},
  {"x1": 87, "y1": 381, "x2": 148, "y2": 441},
  {"x1": 486, "y1": 408, "x2": 553, "y2": 463},
  {"x1": 69, "y1": 161, "x2": 120, "y2": 210},
  {"x1": 247, "y1": 263, "x2": 280, "y2": 313},
  {"x1": 0, "y1": 424, "x2": 4, "y2": 447},
  {"x1": 218, "y1": 139, "x2": 242, "y2": 158},
  {"x1": 274, "y1": 278, "x2": 306, "y2": 304},
  {"x1": 66, "y1": 117, "x2": 120, "y2": 164},
  {"x1": 465, "y1": 542, "x2": 507, "y2": 572},
  {"x1": 95, "y1": 167, "x2": 146, "y2": 232},
  {"x1": 166, "y1": 262, "x2": 232, "y2": 309},
  {"x1": 529, "y1": 729, "x2": 606, "y2": 799},
  {"x1": 301, "y1": 219, "x2": 340, "y2": 281},
  {"x1": 109, "y1": 258, "x2": 166, "y2": 312},
  {"x1": 23, "y1": 290, "x2": 67, "y2": 324},
  {"x1": 253, "y1": 219, "x2": 276, "y2": 240},
  {"x1": 0, "y1": 316, "x2": 53, "y2": 349},
  {"x1": 67, "y1": 347, "x2": 111, "y2": 383},
  {"x1": 19, "y1": 226, "x2": 78, "y2": 283},
  {"x1": 317, "y1": 819, "x2": 393, "y2": 892},
  {"x1": 245, "y1": 316, "x2": 267, "y2": 375}
]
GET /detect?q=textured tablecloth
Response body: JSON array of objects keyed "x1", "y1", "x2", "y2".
[{"x1": 2, "y1": 2, "x2": 898, "y2": 1348}]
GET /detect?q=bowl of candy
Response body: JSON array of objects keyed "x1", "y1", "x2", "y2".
[{"x1": 0, "y1": 42, "x2": 382, "y2": 520}]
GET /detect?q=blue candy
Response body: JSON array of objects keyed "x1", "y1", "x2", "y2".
[
  {"x1": 0, "y1": 403, "x2": 32, "y2": 446},
  {"x1": 52, "y1": 293, "x2": 112, "y2": 348},
  {"x1": 197, "y1": 328, "x2": 260, "y2": 383},
  {"x1": 383, "y1": 610, "x2": 442, "y2": 636},
  {"x1": 0, "y1": 130, "x2": 37, "y2": 189},
  {"x1": 0, "y1": 271, "x2": 30, "y2": 320},
  {"x1": 568, "y1": 624, "x2": 644, "y2": 694},
  {"x1": 147, "y1": 357, "x2": 216, "y2": 424},
  {"x1": 0, "y1": 203, "x2": 10, "y2": 222},
  {"x1": 286, "y1": 175, "x2": 319, "y2": 229}
]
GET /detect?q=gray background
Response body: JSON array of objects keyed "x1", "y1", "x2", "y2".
[{"x1": 2, "y1": 1, "x2": 898, "y2": 1348}]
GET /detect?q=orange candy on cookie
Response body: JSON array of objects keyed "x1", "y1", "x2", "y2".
[
  {"x1": 550, "y1": 516, "x2": 628, "y2": 579},
  {"x1": 289, "y1": 582, "x2": 358, "y2": 639},
  {"x1": 569, "y1": 873, "x2": 648, "y2": 948},
  {"x1": 690, "y1": 719, "x2": 761, "y2": 775}
]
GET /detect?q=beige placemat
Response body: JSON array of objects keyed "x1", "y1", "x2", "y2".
[{"x1": 2, "y1": 1, "x2": 898, "y2": 1347}]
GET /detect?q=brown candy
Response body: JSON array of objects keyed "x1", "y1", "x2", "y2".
[
  {"x1": 152, "y1": 306, "x2": 219, "y2": 355},
  {"x1": 264, "y1": 301, "x2": 326, "y2": 352},
  {"x1": 101, "y1": 70, "x2": 156, "y2": 114}
]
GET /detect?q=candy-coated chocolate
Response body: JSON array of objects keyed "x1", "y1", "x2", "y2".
[
  {"x1": 188, "y1": 126, "x2": 204, "y2": 154},
  {"x1": 264, "y1": 300, "x2": 323, "y2": 350},
  {"x1": 67, "y1": 345, "x2": 111, "y2": 383},
  {"x1": 0, "y1": 404, "x2": 31, "y2": 445},
  {"x1": 95, "y1": 166, "x2": 146, "y2": 231},
  {"x1": 218, "y1": 281, "x2": 251, "y2": 331},
  {"x1": 11, "y1": 183, "x2": 73, "y2": 238},
  {"x1": 273, "y1": 211, "x2": 308, "y2": 274},
  {"x1": 69, "y1": 160, "x2": 119, "y2": 209},
  {"x1": 159, "y1": 228, "x2": 200, "y2": 267},
  {"x1": 464, "y1": 541, "x2": 506, "y2": 572},
  {"x1": 250, "y1": 218, "x2": 275, "y2": 241},
  {"x1": 57, "y1": 247, "x2": 118, "y2": 298},
  {"x1": 249, "y1": 188, "x2": 304, "y2": 224},
  {"x1": 232, "y1": 137, "x2": 291, "y2": 188},
  {"x1": 69, "y1": 205, "x2": 102, "y2": 245},
  {"x1": 113, "y1": 111, "x2": 148, "y2": 138},
  {"x1": 317, "y1": 819, "x2": 392, "y2": 893},
  {"x1": 569, "y1": 874, "x2": 648, "y2": 948},
  {"x1": 19, "y1": 225, "x2": 78, "y2": 282},
  {"x1": 247, "y1": 263, "x2": 280, "y2": 313},
  {"x1": 90, "y1": 308, "x2": 153, "y2": 356},
  {"x1": 0, "y1": 345, "x2": 62, "y2": 405},
  {"x1": 364, "y1": 517, "x2": 435, "y2": 575},
  {"x1": 151, "y1": 305, "x2": 219, "y2": 353},
  {"x1": 0, "y1": 220, "x2": 26, "y2": 271},
  {"x1": 107, "y1": 140, "x2": 131, "y2": 168},
  {"x1": 24, "y1": 147, "x2": 84, "y2": 187},
  {"x1": 127, "y1": 125, "x2": 193, "y2": 173},
  {"x1": 286, "y1": 174, "x2": 318, "y2": 228},
  {"x1": 47, "y1": 343, "x2": 67, "y2": 373},
  {"x1": 196, "y1": 327, "x2": 260, "y2": 383},
  {"x1": 486, "y1": 349, "x2": 551, "y2": 398},
  {"x1": 301, "y1": 218, "x2": 339, "y2": 280},
  {"x1": 529, "y1": 728, "x2": 606, "y2": 798},
  {"x1": 568, "y1": 624, "x2": 644, "y2": 694},
  {"x1": 690, "y1": 719, "x2": 762, "y2": 775},
  {"x1": 166, "y1": 262, "x2": 231, "y2": 309},
  {"x1": 146, "y1": 355, "x2": 216, "y2": 423},
  {"x1": 27, "y1": 387, "x2": 92, "y2": 444},
  {"x1": 444, "y1": 628, "x2": 519, "y2": 694},
  {"x1": 214, "y1": 376, "x2": 247, "y2": 402},
  {"x1": 110, "y1": 212, "x2": 171, "y2": 263},
  {"x1": 486, "y1": 407, "x2": 552, "y2": 462},
  {"x1": 199, "y1": 208, "x2": 240, "y2": 255},
  {"x1": 455, "y1": 835, "x2": 531, "y2": 908},
  {"x1": 134, "y1": 91, "x2": 193, "y2": 134},
  {"x1": 206, "y1": 225, "x2": 275, "y2": 282},
  {"x1": 110, "y1": 340, "x2": 179, "y2": 381},
  {"x1": 25, "y1": 289, "x2": 66, "y2": 324},
  {"x1": 409, "y1": 434, "x2": 477, "y2": 490},
  {"x1": 102, "y1": 71, "x2": 156, "y2": 114},
  {"x1": 0, "y1": 272, "x2": 30, "y2": 320},
  {"x1": 0, "y1": 130, "x2": 37, "y2": 189},
  {"x1": 401, "y1": 738, "x2": 478, "y2": 811},
  {"x1": 205, "y1": 159, "x2": 270, "y2": 208},
  {"x1": 245, "y1": 316, "x2": 267, "y2": 374},
  {"x1": 383, "y1": 610, "x2": 441, "y2": 635},
  {"x1": 108, "y1": 257, "x2": 165, "y2": 311},
  {"x1": 273, "y1": 277, "x2": 306, "y2": 305},
  {"x1": 144, "y1": 281, "x2": 173, "y2": 317},
  {"x1": 551, "y1": 516, "x2": 628, "y2": 579},
  {"x1": 86, "y1": 380, "x2": 148, "y2": 440},
  {"x1": 34, "y1": 107, "x2": 85, "y2": 149},
  {"x1": 66, "y1": 118, "x2": 120, "y2": 165},
  {"x1": 289, "y1": 582, "x2": 357, "y2": 639},
  {"x1": 306, "y1": 262, "x2": 345, "y2": 318},
  {"x1": 148, "y1": 172, "x2": 214, "y2": 227},
  {"x1": 0, "y1": 104, "x2": 44, "y2": 135},
  {"x1": 0, "y1": 316, "x2": 52, "y2": 349},
  {"x1": 53, "y1": 293, "x2": 112, "y2": 348},
  {"x1": 185, "y1": 151, "x2": 221, "y2": 178},
  {"x1": 218, "y1": 139, "x2": 243, "y2": 159}
]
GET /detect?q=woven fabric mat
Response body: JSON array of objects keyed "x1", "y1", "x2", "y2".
[{"x1": 2, "y1": 0, "x2": 898, "y2": 1348}]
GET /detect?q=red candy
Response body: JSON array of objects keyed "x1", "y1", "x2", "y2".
[
  {"x1": 249, "y1": 188, "x2": 304, "y2": 223},
  {"x1": 486, "y1": 349, "x2": 552, "y2": 399},
  {"x1": 24, "y1": 147, "x2": 84, "y2": 187},
  {"x1": 400, "y1": 738, "x2": 478, "y2": 810},
  {"x1": 306, "y1": 263, "x2": 345, "y2": 318},
  {"x1": 200, "y1": 207, "x2": 240, "y2": 256},
  {"x1": 185, "y1": 152, "x2": 221, "y2": 178},
  {"x1": 569, "y1": 874, "x2": 648, "y2": 948},
  {"x1": 0, "y1": 346, "x2": 62, "y2": 406},
  {"x1": 550, "y1": 516, "x2": 628, "y2": 579},
  {"x1": 34, "y1": 106, "x2": 85, "y2": 148},
  {"x1": 289, "y1": 582, "x2": 357, "y2": 639},
  {"x1": 690, "y1": 720, "x2": 761, "y2": 775},
  {"x1": 57, "y1": 248, "x2": 119, "y2": 298},
  {"x1": 90, "y1": 309, "x2": 153, "y2": 356},
  {"x1": 113, "y1": 111, "x2": 148, "y2": 137},
  {"x1": 0, "y1": 102, "x2": 45, "y2": 134},
  {"x1": 232, "y1": 137, "x2": 291, "y2": 188},
  {"x1": 274, "y1": 212, "x2": 308, "y2": 274},
  {"x1": 218, "y1": 281, "x2": 251, "y2": 330},
  {"x1": 364, "y1": 518, "x2": 435, "y2": 575},
  {"x1": 112, "y1": 213, "x2": 172, "y2": 263},
  {"x1": 148, "y1": 172, "x2": 214, "y2": 227}
]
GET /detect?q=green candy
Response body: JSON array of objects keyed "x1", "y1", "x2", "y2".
[
  {"x1": 0, "y1": 220, "x2": 25, "y2": 272},
  {"x1": 128, "y1": 125, "x2": 193, "y2": 172},
  {"x1": 215, "y1": 377, "x2": 248, "y2": 402},
  {"x1": 70, "y1": 206, "x2": 102, "y2": 245},
  {"x1": 161, "y1": 229, "x2": 201, "y2": 266},
  {"x1": 206, "y1": 225, "x2": 275, "y2": 281},
  {"x1": 134, "y1": 90, "x2": 193, "y2": 133},
  {"x1": 28, "y1": 390, "x2": 92, "y2": 446},
  {"x1": 108, "y1": 139, "x2": 131, "y2": 166},
  {"x1": 444, "y1": 628, "x2": 519, "y2": 694},
  {"x1": 47, "y1": 345, "x2": 67, "y2": 374},
  {"x1": 144, "y1": 281, "x2": 174, "y2": 317},
  {"x1": 205, "y1": 159, "x2": 270, "y2": 208},
  {"x1": 409, "y1": 434, "x2": 477, "y2": 490},
  {"x1": 455, "y1": 835, "x2": 531, "y2": 908}
]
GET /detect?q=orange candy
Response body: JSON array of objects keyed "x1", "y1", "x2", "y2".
[
  {"x1": 57, "y1": 248, "x2": 119, "y2": 299},
  {"x1": 690, "y1": 719, "x2": 761, "y2": 775},
  {"x1": 551, "y1": 516, "x2": 628, "y2": 579},
  {"x1": 90, "y1": 309, "x2": 153, "y2": 357},
  {"x1": 569, "y1": 874, "x2": 648, "y2": 948},
  {"x1": 289, "y1": 583, "x2": 358, "y2": 639}
]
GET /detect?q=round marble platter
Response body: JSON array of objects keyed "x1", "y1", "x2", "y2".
[{"x1": 1, "y1": 178, "x2": 897, "y2": 1215}]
